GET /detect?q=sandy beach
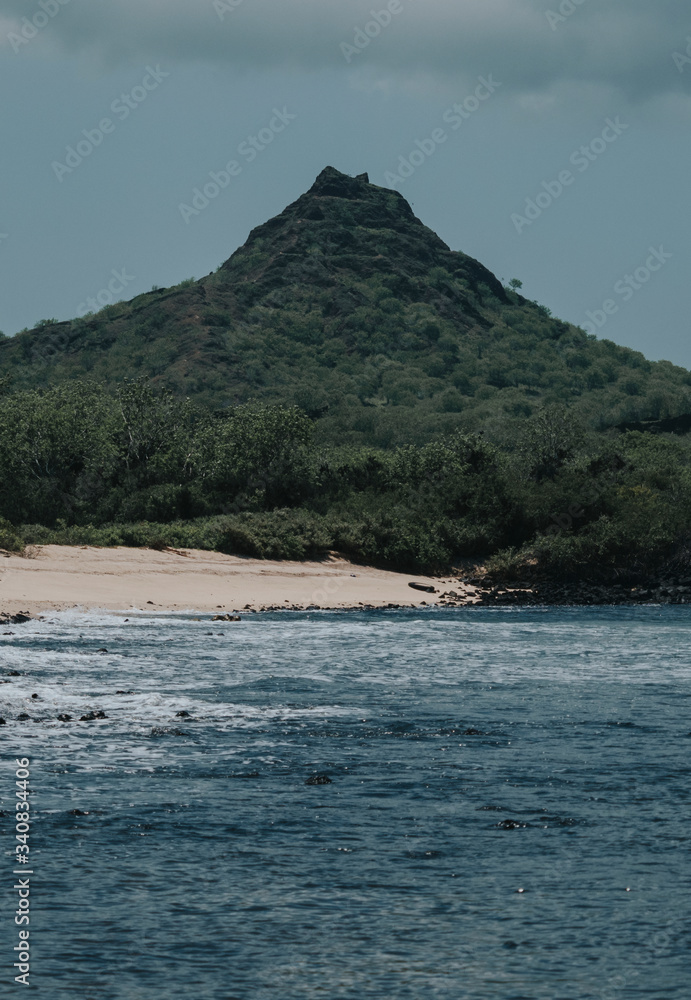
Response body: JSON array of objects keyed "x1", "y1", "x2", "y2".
[{"x1": 0, "y1": 545, "x2": 477, "y2": 616}]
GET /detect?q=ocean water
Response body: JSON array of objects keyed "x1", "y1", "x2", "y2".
[{"x1": 1, "y1": 606, "x2": 689, "y2": 999}]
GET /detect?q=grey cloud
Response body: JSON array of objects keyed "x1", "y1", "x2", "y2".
[{"x1": 1, "y1": 0, "x2": 689, "y2": 103}]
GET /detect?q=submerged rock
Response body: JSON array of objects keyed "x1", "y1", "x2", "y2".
[
  {"x1": 80, "y1": 710, "x2": 107, "y2": 721},
  {"x1": 306, "y1": 774, "x2": 333, "y2": 785}
]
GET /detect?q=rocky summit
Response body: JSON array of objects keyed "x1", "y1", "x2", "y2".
[{"x1": 2, "y1": 167, "x2": 690, "y2": 446}]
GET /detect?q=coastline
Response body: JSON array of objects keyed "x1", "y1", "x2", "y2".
[
  {"x1": 2, "y1": 545, "x2": 688, "y2": 620},
  {"x1": 0, "y1": 544, "x2": 477, "y2": 617}
]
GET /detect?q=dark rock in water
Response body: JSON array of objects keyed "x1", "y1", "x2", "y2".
[
  {"x1": 80, "y1": 710, "x2": 107, "y2": 721},
  {"x1": 212, "y1": 614, "x2": 242, "y2": 622},
  {"x1": 463, "y1": 728, "x2": 483, "y2": 736},
  {"x1": 7, "y1": 670, "x2": 21, "y2": 676},
  {"x1": 57, "y1": 714, "x2": 72, "y2": 722},
  {"x1": 96, "y1": 648, "x2": 108, "y2": 654},
  {"x1": 31, "y1": 693, "x2": 39, "y2": 699},
  {"x1": 0, "y1": 717, "x2": 6, "y2": 725},
  {"x1": 115, "y1": 690, "x2": 134, "y2": 695},
  {"x1": 497, "y1": 819, "x2": 528, "y2": 830},
  {"x1": 150, "y1": 726, "x2": 188, "y2": 737},
  {"x1": 17, "y1": 713, "x2": 31, "y2": 721},
  {"x1": 408, "y1": 582, "x2": 436, "y2": 593},
  {"x1": 11, "y1": 613, "x2": 32, "y2": 624},
  {"x1": 176, "y1": 710, "x2": 191, "y2": 718},
  {"x1": 69, "y1": 809, "x2": 90, "y2": 816},
  {"x1": 306, "y1": 774, "x2": 333, "y2": 785}
]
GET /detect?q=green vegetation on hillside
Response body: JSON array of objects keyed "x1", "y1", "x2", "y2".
[
  {"x1": 2, "y1": 169, "x2": 689, "y2": 582},
  {"x1": 2, "y1": 168, "x2": 690, "y2": 448},
  {"x1": 2, "y1": 380, "x2": 690, "y2": 582}
]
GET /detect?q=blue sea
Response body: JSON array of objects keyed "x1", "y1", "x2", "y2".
[{"x1": 1, "y1": 606, "x2": 689, "y2": 999}]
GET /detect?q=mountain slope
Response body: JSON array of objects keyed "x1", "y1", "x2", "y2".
[{"x1": 2, "y1": 166, "x2": 689, "y2": 446}]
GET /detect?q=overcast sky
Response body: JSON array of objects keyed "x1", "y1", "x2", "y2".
[{"x1": 1, "y1": 0, "x2": 689, "y2": 365}]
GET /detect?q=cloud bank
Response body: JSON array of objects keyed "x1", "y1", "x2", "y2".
[{"x1": 1, "y1": 0, "x2": 689, "y2": 103}]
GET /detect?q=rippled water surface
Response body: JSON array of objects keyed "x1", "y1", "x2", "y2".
[{"x1": 1, "y1": 606, "x2": 690, "y2": 998}]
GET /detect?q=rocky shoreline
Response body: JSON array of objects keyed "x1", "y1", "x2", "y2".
[
  {"x1": 4, "y1": 574, "x2": 691, "y2": 622},
  {"x1": 442, "y1": 577, "x2": 691, "y2": 607},
  {"x1": 0, "y1": 612, "x2": 33, "y2": 625}
]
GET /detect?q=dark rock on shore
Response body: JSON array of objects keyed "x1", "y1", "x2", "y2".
[
  {"x1": 409, "y1": 582, "x2": 437, "y2": 593},
  {"x1": 458, "y1": 575, "x2": 691, "y2": 607}
]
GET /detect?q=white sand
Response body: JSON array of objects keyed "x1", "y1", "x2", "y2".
[{"x1": 0, "y1": 545, "x2": 477, "y2": 615}]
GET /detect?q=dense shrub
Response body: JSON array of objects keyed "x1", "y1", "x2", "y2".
[{"x1": 2, "y1": 382, "x2": 691, "y2": 575}]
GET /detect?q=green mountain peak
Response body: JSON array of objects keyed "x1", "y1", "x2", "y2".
[{"x1": 2, "y1": 168, "x2": 689, "y2": 446}]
